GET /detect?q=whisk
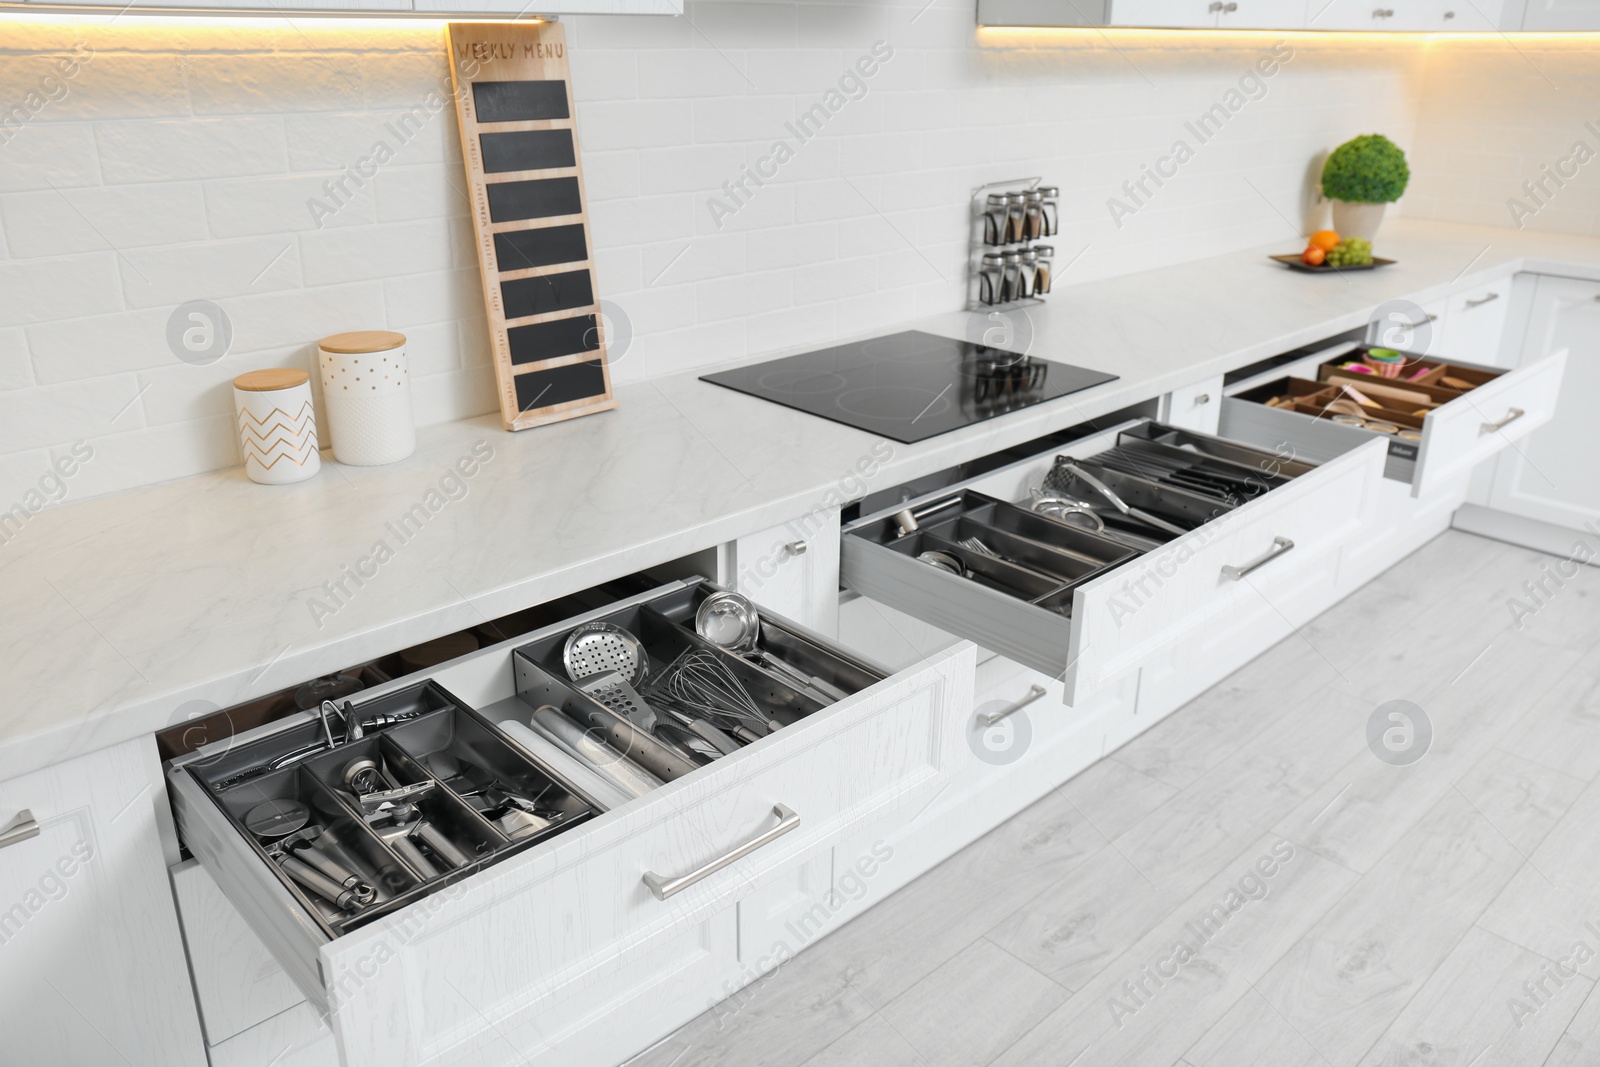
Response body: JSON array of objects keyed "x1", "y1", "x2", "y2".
[{"x1": 649, "y1": 649, "x2": 779, "y2": 737}]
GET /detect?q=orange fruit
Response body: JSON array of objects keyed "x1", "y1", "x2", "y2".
[
  {"x1": 1302, "y1": 246, "x2": 1327, "y2": 267},
  {"x1": 1308, "y1": 230, "x2": 1340, "y2": 252}
]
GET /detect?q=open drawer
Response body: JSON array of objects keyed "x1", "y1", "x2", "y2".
[
  {"x1": 1221, "y1": 342, "x2": 1568, "y2": 498},
  {"x1": 169, "y1": 577, "x2": 972, "y2": 1067},
  {"x1": 840, "y1": 419, "x2": 1385, "y2": 706}
]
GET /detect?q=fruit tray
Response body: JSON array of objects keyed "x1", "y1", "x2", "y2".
[{"x1": 1268, "y1": 254, "x2": 1396, "y2": 274}]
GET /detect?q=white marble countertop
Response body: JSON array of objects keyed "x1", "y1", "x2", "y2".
[{"x1": 5, "y1": 218, "x2": 1599, "y2": 781}]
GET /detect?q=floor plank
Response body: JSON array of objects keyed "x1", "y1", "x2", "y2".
[
  {"x1": 1181, "y1": 987, "x2": 1328, "y2": 1067},
  {"x1": 876, "y1": 939, "x2": 1069, "y2": 1067},
  {"x1": 1355, "y1": 926, "x2": 1589, "y2": 1067},
  {"x1": 797, "y1": 1016, "x2": 930, "y2": 1067},
  {"x1": 1254, "y1": 792, "x2": 1526, "y2": 1067},
  {"x1": 1544, "y1": 979, "x2": 1600, "y2": 1067},
  {"x1": 987, "y1": 833, "x2": 1358, "y2": 1067}
]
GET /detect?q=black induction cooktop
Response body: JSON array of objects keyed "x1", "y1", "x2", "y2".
[{"x1": 701, "y1": 331, "x2": 1118, "y2": 444}]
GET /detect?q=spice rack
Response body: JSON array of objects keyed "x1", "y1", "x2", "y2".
[{"x1": 967, "y1": 177, "x2": 1058, "y2": 312}]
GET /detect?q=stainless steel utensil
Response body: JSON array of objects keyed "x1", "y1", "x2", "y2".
[
  {"x1": 916, "y1": 549, "x2": 967, "y2": 576},
  {"x1": 1058, "y1": 461, "x2": 1188, "y2": 537},
  {"x1": 563, "y1": 622, "x2": 658, "y2": 733},
  {"x1": 695, "y1": 591, "x2": 849, "y2": 703},
  {"x1": 1027, "y1": 489, "x2": 1106, "y2": 531},
  {"x1": 243, "y1": 799, "x2": 310, "y2": 839},
  {"x1": 650, "y1": 649, "x2": 778, "y2": 736}
]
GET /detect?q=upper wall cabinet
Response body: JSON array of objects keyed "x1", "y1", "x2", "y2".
[
  {"x1": 978, "y1": 0, "x2": 1554, "y2": 30},
  {"x1": 9, "y1": 0, "x2": 680, "y2": 14}
]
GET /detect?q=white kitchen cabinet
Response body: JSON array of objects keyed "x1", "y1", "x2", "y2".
[
  {"x1": 1486, "y1": 276, "x2": 1600, "y2": 532},
  {"x1": 1217, "y1": 0, "x2": 1309, "y2": 28},
  {"x1": 1520, "y1": 0, "x2": 1600, "y2": 29},
  {"x1": 1159, "y1": 374, "x2": 1225, "y2": 434},
  {"x1": 170, "y1": 578, "x2": 972, "y2": 1067},
  {"x1": 171, "y1": 859, "x2": 306, "y2": 1045},
  {"x1": 732, "y1": 512, "x2": 842, "y2": 638},
  {"x1": 0, "y1": 738, "x2": 207, "y2": 1067},
  {"x1": 1437, "y1": 280, "x2": 1513, "y2": 365},
  {"x1": 22, "y1": 0, "x2": 680, "y2": 12},
  {"x1": 1109, "y1": 0, "x2": 1223, "y2": 27},
  {"x1": 1367, "y1": 295, "x2": 1450, "y2": 354},
  {"x1": 1308, "y1": 0, "x2": 1450, "y2": 29}
]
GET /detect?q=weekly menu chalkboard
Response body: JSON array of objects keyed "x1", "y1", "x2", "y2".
[{"x1": 447, "y1": 21, "x2": 616, "y2": 432}]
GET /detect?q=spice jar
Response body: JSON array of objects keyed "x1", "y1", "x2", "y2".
[
  {"x1": 1032, "y1": 244, "x2": 1055, "y2": 295},
  {"x1": 1036, "y1": 185, "x2": 1060, "y2": 237},
  {"x1": 1000, "y1": 251, "x2": 1024, "y2": 303},
  {"x1": 979, "y1": 252, "x2": 1005, "y2": 305},
  {"x1": 1022, "y1": 189, "x2": 1045, "y2": 242},
  {"x1": 983, "y1": 194, "x2": 1009, "y2": 246}
]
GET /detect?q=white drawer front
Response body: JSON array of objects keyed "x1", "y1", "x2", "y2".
[
  {"x1": 1067, "y1": 439, "x2": 1381, "y2": 698},
  {"x1": 1414, "y1": 347, "x2": 1568, "y2": 498},
  {"x1": 320, "y1": 643, "x2": 971, "y2": 1066}
]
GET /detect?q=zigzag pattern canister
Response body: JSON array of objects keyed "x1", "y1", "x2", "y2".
[{"x1": 233, "y1": 368, "x2": 321, "y2": 485}]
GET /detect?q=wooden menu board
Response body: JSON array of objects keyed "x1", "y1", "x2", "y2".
[{"x1": 447, "y1": 21, "x2": 617, "y2": 431}]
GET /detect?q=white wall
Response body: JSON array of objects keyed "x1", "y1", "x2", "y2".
[
  {"x1": 0, "y1": 4, "x2": 1426, "y2": 508},
  {"x1": 1403, "y1": 36, "x2": 1600, "y2": 237}
]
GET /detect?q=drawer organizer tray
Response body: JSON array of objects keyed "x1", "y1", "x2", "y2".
[
  {"x1": 170, "y1": 579, "x2": 887, "y2": 943},
  {"x1": 842, "y1": 418, "x2": 1383, "y2": 704},
  {"x1": 1222, "y1": 345, "x2": 1568, "y2": 497}
]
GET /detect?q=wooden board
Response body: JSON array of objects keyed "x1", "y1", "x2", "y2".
[{"x1": 447, "y1": 21, "x2": 618, "y2": 432}]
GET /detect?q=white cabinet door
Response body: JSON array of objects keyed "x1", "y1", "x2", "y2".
[
  {"x1": 1308, "y1": 0, "x2": 1437, "y2": 29},
  {"x1": 1437, "y1": 281, "x2": 1513, "y2": 366},
  {"x1": 1218, "y1": 0, "x2": 1308, "y2": 28},
  {"x1": 1487, "y1": 276, "x2": 1600, "y2": 531},
  {"x1": 733, "y1": 513, "x2": 842, "y2": 637},
  {"x1": 1521, "y1": 0, "x2": 1600, "y2": 29},
  {"x1": 0, "y1": 739, "x2": 207, "y2": 1067},
  {"x1": 1159, "y1": 374, "x2": 1225, "y2": 434},
  {"x1": 1367, "y1": 295, "x2": 1450, "y2": 354},
  {"x1": 1109, "y1": 0, "x2": 1219, "y2": 26}
]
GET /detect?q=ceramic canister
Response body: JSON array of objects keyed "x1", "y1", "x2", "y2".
[
  {"x1": 233, "y1": 368, "x2": 321, "y2": 485},
  {"x1": 318, "y1": 330, "x2": 416, "y2": 466}
]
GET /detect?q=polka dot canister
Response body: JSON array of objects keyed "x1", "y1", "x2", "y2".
[{"x1": 318, "y1": 330, "x2": 416, "y2": 466}]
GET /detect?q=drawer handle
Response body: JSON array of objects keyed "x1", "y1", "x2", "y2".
[
  {"x1": 1221, "y1": 536, "x2": 1295, "y2": 581},
  {"x1": 0, "y1": 809, "x2": 40, "y2": 850},
  {"x1": 641, "y1": 803, "x2": 800, "y2": 901},
  {"x1": 1194, "y1": 393, "x2": 1211, "y2": 405},
  {"x1": 1481, "y1": 408, "x2": 1525, "y2": 434},
  {"x1": 981, "y1": 684, "x2": 1048, "y2": 726},
  {"x1": 784, "y1": 540, "x2": 808, "y2": 557},
  {"x1": 1403, "y1": 313, "x2": 1438, "y2": 327},
  {"x1": 1464, "y1": 293, "x2": 1500, "y2": 308}
]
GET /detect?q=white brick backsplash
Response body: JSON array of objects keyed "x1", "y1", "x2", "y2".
[
  {"x1": 374, "y1": 165, "x2": 469, "y2": 222},
  {"x1": 2, "y1": 183, "x2": 207, "y2": 257},
  {"x1": 221, "y1": 282, "x2": 388, "y2": 355},
  {"x1": 285, "y1": 111, "x2": 458, "y2": 170},
  {"x1": 3, "y1": 5, "x2": 1528, "y2": 504},
  {"x1": 0, "y1": 330, "x2": 32, "y2": 390},
  {"x1": 298, "y1": 218, "x2": 455, "y2": 285},
  {"x1": 120, "y1": 236, "x2": 302, "y2": 308},
  {"x1": 206, "y1": 173, "x2": 377, "y2": 237},
  {"x1": 187, "y1": 54, "x2": 365, "y2": 115},
  {"x1": 25, "y1": 308, "x2": 173, "y2": 384},
  {"x1": 0, "y1": 254, "x2": 122, "y2": 327},
  {"x1": 0, "y1": 374, "x2": 142, "y2": 453},
  {"x1": 0, "y1": 124, "x2": 100, "y2": 193},
  {"x1": 96, "y1": 117, "x2": 290, "y2": 184},
  {"x1": 382, "y1": 268, "x2": 480, "y2": 328}
]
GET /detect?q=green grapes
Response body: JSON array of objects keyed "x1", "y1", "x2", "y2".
[{"x1": 1325, "y1": 237, "x2": 1373, "y2": 268}]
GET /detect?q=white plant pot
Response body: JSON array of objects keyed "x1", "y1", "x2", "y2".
[{"x1": 1331, "y1": 200, "x2": 1387, "y2": 243}]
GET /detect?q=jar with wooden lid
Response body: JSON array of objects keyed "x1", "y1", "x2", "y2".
[
  {"x1": 318, "y1": 330, "x2": 415, "y2": 466},
  {"x1": 233, "y1": 368, "x2": 320, "y2": 485}
]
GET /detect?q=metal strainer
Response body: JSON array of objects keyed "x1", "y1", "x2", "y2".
[{"x1": 562, "y1": 621, "x2": 656, "y2": 732}]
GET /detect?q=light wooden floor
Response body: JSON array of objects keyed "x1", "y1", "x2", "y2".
[{"x1": 625, "y1": 530, "x2": 1600, "y2": 1067}]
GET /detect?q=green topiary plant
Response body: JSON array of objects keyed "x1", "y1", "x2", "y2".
[{"x1": 1321, "y1": 134, "x2": 1410, "y2": 204}]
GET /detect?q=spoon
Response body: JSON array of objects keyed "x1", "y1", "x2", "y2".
[{"x1": 695, "y1": 591, "x2": 849, "y2": 702}]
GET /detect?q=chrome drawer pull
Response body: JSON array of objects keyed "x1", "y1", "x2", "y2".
[
  {"x1": 0, "y1": 809, "x2": 40, "y2": 850},
  {"x1": 1194, "y1": 392, "x2": 1211, "y2": 405},
  {"x1": 1221, "y1": 536, "x2": 1294, "y2": 581},
  {"x1": 981, "y1": 684, "x2": 1048, "y2": 726},
  {"x1": 642, "y1": 803, "x2": 800, "y2": 901},
  {"x1": 1481, "y1": 408, "x2": 1525, "y2": 434},
  {"x1": 1464, "y1": 293, "x2": 1500, "y2": 308},
  {"x1": 784, "y1": 540, "x2": 808, "y2": 557}
]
